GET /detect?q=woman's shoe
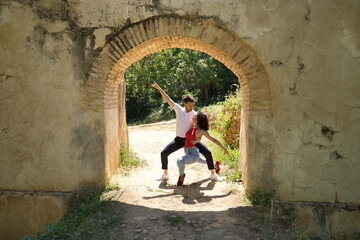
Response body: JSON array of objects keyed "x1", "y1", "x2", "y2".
[
  {"x1": 177, "y1": 173, "x2": 186, "y2": 186},
  {"x1": 215, "y1": 161, "x2": 221, "y2": 173}
]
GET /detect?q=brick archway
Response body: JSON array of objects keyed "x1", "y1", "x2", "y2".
[{"x1": 84, "y1": 16, "x2": 271, "y2": 190}]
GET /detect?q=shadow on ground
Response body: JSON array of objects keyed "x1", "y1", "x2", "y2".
[
  {"x1": 75, "y1": 191, "x2": 303, "y2": 240},
  {"x1": 143, "y1": 179, "x2": 231, "y2": 205}
]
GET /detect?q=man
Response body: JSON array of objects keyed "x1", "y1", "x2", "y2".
[{"x1": 151, "y1": 81, "x2": 222, "y2": 182}]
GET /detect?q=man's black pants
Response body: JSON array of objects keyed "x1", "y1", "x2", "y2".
[{"x1": 161, "y1": 136, "x2": 215, "y2": 170}]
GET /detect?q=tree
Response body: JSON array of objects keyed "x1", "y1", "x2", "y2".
[{"x1": 124, "y1": 48, "x2": 239, "y2": 123}]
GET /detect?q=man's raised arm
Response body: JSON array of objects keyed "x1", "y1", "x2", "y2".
[{"x1": 151, "y1": 81, "x2": 175, "y2": 109}]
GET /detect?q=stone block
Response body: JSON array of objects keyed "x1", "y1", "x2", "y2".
[
  {"x1": 0, "y1": 193, "x2": 71, "y2": 240},
  {"x1": 93, "y1": 28, "x2": 112, "y2": 49},
  {"x1": 294, "y1": 202, "x2": 360, "y2": 239}
]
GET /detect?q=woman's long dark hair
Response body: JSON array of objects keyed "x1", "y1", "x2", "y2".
[{"x1": 196, "y1": 111, "x2": 209, "y2": 131}]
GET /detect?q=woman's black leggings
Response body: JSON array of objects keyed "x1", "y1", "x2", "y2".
[{"x1": 160, "y1": 136, "x2": 215, "y2": 170}]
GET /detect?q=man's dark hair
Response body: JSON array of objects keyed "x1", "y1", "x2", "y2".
[
  {"x1": 196, "y1": 111, "x2": 209, "y2": 131},
  {"x1": 183, "y1": 94, "x2": 195, "y2": 103}
]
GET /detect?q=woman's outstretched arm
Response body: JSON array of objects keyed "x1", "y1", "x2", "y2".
[{"x1": 203, "y1": 131, "x2": 229, "y2": 155}]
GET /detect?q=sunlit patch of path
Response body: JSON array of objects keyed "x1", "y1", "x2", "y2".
[{"x1": 110, "y1": 120, "x2": 247, "y2": 212}]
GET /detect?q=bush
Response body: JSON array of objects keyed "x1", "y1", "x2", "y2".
[
  {"x1": 225, "y1": 170, "x2": 242, "y2": 183},
  {"x1": 119, "y1": 144, "x2": 145, "y2": 169},
  {"x1": 202, "y1": 88, "x2": 242, "y2": 148},
  {"x1": 245, "y1": 187, "x2": 277, "y2": 208}
]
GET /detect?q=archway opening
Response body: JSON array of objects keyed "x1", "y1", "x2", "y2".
[
  {"x1": 85, "y1": 16, "x2": 271, "y2": 192},
  {"x1": 122, "y1": 47, "x2": 242, "y2": 181},
  {"x1": 105, "y1": 36, "x2": 250, "y2": 187}
]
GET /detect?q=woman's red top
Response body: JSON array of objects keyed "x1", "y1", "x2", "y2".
[{"x1": 184, "y1": 127, "x2": 197, "y2": 147}]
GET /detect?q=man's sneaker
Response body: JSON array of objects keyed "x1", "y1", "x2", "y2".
[
  {"x1": 156, "y1": 173, "x2": 169, "y2": 181},
  {"x1": 215, "y1": 161, "x2": 221, "y2": 173},
  {"x1": 210, "y1": 173, "x2": 222, "y2": 182},
  {"x1": 177, "y1": 173, "x2": 186, "y2": 186}
]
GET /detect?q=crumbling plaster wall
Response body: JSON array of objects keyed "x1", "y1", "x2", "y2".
[
  {"x1": 0, "y1": 0, "x2": 106, "y2": 192},
  {"x1": 68, "y1": 0, "x2": 360, "y2": 203},
  {"x1": 0, "y1": 2, "x2": 109, "y2": 238},
  {"x1": 242, "y1": 1, "x2": 360, "y2": 204}
]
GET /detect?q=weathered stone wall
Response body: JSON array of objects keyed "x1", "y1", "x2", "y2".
[
  {"x1": 1, "y1": 0, "x2": 359, "y2": 239},
  {"x1": 0, "y1": 1, "x2": 108, "y2": 238},
  {"x1": 250, "y1": 1, "x2": 360, "y2": 206},
  {"x1": 0, "y1": 0, "x2": 107, "y2": 192}
]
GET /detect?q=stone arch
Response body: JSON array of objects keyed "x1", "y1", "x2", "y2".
[{"x1": 84, "y1": 16, "x2": 271, "y2": 191}]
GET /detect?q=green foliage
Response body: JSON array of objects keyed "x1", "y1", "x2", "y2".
[
  {"x1": 124, "y1": 48, "x2": 238, "y2": 124},
  {"x1": 217, "y1": 87, "x2": 242, "y2": 132},
  {"x1": 163, "y1": 213, "x2": 184, "y2": 225},
  {"x1": 220, "y1": 87, "x2": 242, "y2": 110},
  {"x1": 75, "y1": 214, "x2": 123, "y2": 240},
  {"x1": 204, "y1": 129, "x2": 241, "y2": 182},
  {"x1": 119, "y1": 144, "x2": 145, "y2": 169},
  {"x1": 204, "y1": 129, "x2": 233, "y2": 164},
  {"x1": 219, "y1": 113, "x2": 232, "y2": 131},
  {"x1": 355, "y1": 232, "x2": 360, "y2": 240},
  {"x1": 202, "y1": 87, "x2": 242, "y2": 148},
  {"x1": 22, "y1": 187, "x2": 116, "y2": 240},
  {"x1": 279, "y1": 203, "x2": 298, "y2": 226},
  {"x1": 250, "y1": 224, "x2": 261, "y2": 231},
  {"x1": 292, "y1": 232, "x2": 311, "y2": 240},
  {"x1": 354, "y1": 232, "x2": 360, "y2": 240},
  {"x1": 104, "y1": 181, "x2": 121, "y2": 191},
  {"x1": 214, "y1": 147, "x2": 239, "y2": 170},
  {"x1": 245, "y1": 187, "x2": 277, "y2": 208},
  {"x1": 207, "y1": 129, "x2": 239, "y2": 169},
  {"x1": 225, "y1": 170, "x2": 242, "y2": 183}
]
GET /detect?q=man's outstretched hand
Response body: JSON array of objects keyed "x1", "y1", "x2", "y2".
[
  {"x1": 151, "y1": 81, "x2": 160, "y2": 90},
  {"x1": 151, "y1": 81, "x2": 175, "y2": 109}
]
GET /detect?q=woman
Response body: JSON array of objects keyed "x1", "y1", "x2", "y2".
[{"x1": 176, "y1": 111, "x2": 229, "y2": 186}]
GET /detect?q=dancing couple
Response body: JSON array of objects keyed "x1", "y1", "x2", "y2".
[{"x1": 152, "y1": 81, "x2": 229, "y2": 186}]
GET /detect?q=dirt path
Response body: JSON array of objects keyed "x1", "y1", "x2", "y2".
[{"x1": 104, "y1": 121, "x2": 297, "y2": 240}]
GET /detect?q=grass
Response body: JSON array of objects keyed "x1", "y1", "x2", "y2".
[
  {"x1": 163, "y1": 213, "x2": 184, "y2": 225},
  {"x1": 22, "y1": 146, "x2": 144, "y2": 240},
  {"x1": 225, "y1": 170, "x2": 242, "y2": 183},
  {"x1": 250, "y1": 224, "x2": 261, "y2": 231},
  {"x1": 75, "y1": 213, "x2": 123, "y2": 240},
  {"x1": 104, "y1": 182, "x2": 121, "y2": 191},
  {"x1": 204, "y1": 129, "x2": 240, "y2": 181},
  {"x1": 242, "y1": 187, "x2": 314, "y2": 240},
  {"x1": 278, "y1": 203, "x2": 298, "y2": 226},
  {"x1": 74, "y1": 210, "x2": 123, "y2": 240},
  {"x1": 356, "y1": 232, "x2": 360, "y2": 240},
  {"x1": 208, "y1": 129, "x2": 239, "y2": 169},
  {"x1": 245, "y1": 186, "x2": 277, "y2": 209},
  {"x1": 119, "y1": 144, "x2": 145, "y2": 170},
  {"x1": 22, "y1": 182, "x2": 121, "y2": 240}
]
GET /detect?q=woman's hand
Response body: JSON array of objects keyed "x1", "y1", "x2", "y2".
[{"x1": 223, "y1": 149, "x2": 230, "y2": 156}]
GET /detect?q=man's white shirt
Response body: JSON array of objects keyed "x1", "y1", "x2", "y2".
[{"x1": 174, "y1": 103, "x2": 196, "y2": 138}]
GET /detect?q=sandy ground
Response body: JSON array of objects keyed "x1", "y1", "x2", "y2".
[
  {"x1": 112, "y1": 120, "x2": 246, "y2": 211},
  {"x1": 102, "y1": 121, "x2": 296, "y2": 240}
]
